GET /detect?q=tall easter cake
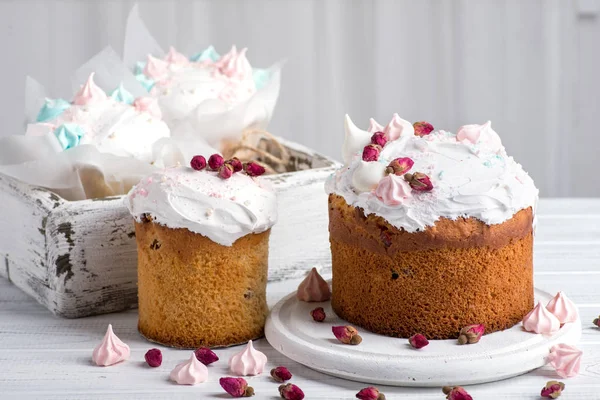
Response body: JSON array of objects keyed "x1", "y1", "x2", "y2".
[
  {"x1": 27, "y1": 73, "x2": 169, "y2": 162},
  {"x1": 325, "y1": 115, "x2": 539, "y2": 339},
  {"x1": 126, "y1": 158, "x2": 277, "y2": 348}
]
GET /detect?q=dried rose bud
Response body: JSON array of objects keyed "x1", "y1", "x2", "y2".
[
  {"x1": 408, "y1": 333, "x2": 429, "y2": 349},
  {"x1": 190, "y1": 155, "x2": 207, "y2": 171},
  {"x1": 593, "y1": 316, "x2": 600, "y2": 327},
  {"x1": 208, "y1": 153, "x2": 225, "y2": 170},
  {"x1": 541, "y1": 380, "x2": 565, "y2": 398},
  {"x1": 404, "y1": 172, "x2": 433, "y2": 191},
  {"x1": 144, "y1": 348, "x2": 162, "y2": 367},
  {"x1": 226, "y1": 157, "x2": 243, "y2": 173},
  {"x1": 194, "y1": 347, "x2": 219, "y2": 365},
  {"x1": 457, "y1": 324, "x2": 485, "y2": 345},
  {"x1": 270, "y1": 366, "x2": 292, "y2": 382},
  {"x1": 442, "y1": 386, "x2": 473, "y2": 400},
  {"x1": 310, "y1": 307, "x2": 326, "y2": 322},
  {"x1": 413, "y1": 121, "x2": 434, "y2": 137},
  {"x1": 220, "y1": 377, "x2": 255, "y2": 397},
  {"x1": 385, "y1": 157, "x2": 414, "y2": 175},
  {"x1": 279, "y1": 383, "x2": 305, "y2": 400},
  {"x1": 362, "y1": 144, "x2": 382, "y2": 162},
  {"x1": 244, "y1": 162, "x2": 266, "y2": 177},
  {"x1": 370, "y1": 132, "x2": 387, "y2": 147},
  {"x1": 356, "y1": 386, "x2": 386, "y2": 400},
  {"x1": 332, "y1": 325, "x2": 362, "y2": 345},
  {"x1": 219, "y1": 163, "x2": 234, "y2": 179}
]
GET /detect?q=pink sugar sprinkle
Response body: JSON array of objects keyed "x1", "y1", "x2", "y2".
[
  {"x1": 515, "y1": 175, "x2": 524, "y2": 184},
  {"x1": 138, "y1": 188, "x2": 148, "y2": 197},
  {"x1": 146, "y1": 177, "x2": 153, "y2": 184}
]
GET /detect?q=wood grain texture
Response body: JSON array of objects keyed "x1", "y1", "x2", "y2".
[{"x1": 0, "y1": 138, "x2": 340, "y2": 318}]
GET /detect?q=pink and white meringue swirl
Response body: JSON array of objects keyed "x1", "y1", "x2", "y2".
[
  {"x1": 456, "y1": 121, "x2": 502, "y2": 152},
  {"x1": 144, "y1": 54, "x2": 169, "y2": 80},
  {"x1": 546, "y1": 292, "x2": 579, "y2": 324},
  {"x1": 133, "y1": 97, "x2": 162, "y2": 119},
  {"x1": 164, "y1": 46, "x2": 190, "y2": 66},
  {"x1": 375, "y1": 174, "x2": 412, "y2": 206},
  {"x1": 73, "y1": 73, "x2": 107, "y2": 106},
  {"x1": 383, "y1": 113, "x2": 414, "y2": 141},
  {"x1": 92, "y1": 324, "x2": 130, "y2": 366},
  {"x1": 297, "y1": 267, "x2": 331, "y2": 302},
  {"x1": 522, "y1": 302, "x2": 561, "y2": 334},
  {"x1": 229, "y1": 340, "x2": 268, "y2": 376},
  {"x1": 219, "y1": 47, "x2": 253, "y2": 80},
  {"x1": 549, "y1": 343, "x2": 582, "y2": 378},
  {"x1": 170, "y1": 352, "x2": 209, "y2": 385}
]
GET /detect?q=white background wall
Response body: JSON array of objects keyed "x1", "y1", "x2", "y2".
[{"x1": 0, "y1": 0, "x2": 599, "y2": 196}]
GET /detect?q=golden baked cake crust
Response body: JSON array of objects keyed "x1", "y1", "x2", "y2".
[
  {"x1": 135, "y1": 219, "x2": 269, "y2": 348},
  {"x1": 329, "y1": 194, "x2": 534, "y2": 339}
]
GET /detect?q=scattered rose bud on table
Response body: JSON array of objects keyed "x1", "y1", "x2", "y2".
[
  {"x1": 442, "y1": 386, "x2": 473, "y2": 400},
  {"x1": 408, "y1": 333, "x2": 429, "y2": 349},
  {"x1": 220, "y1": 377, "x2": 255, "y2": 397},
  {"x1": 310, "y1": 307, "x2": 326, "y2": 322},
  {"x1": 270, "y1": 366, "x2": 292, "y2": 382},
  {"x1": 194, "y1": 347, "x2": 219, "y2": 365},
  {"x1": 332, "y1": 325, "x2": 362, "y2": 345},
  {"x1": 279, "y1": 383, "x2": 304, "y2": 400},
  {"x1": 457, "y1": 324, "x2": 485, "y2": 345},
  {"x1": 144, "y1": 348, "x2": 162, "y2": 367},
  {"x1": 541, "y1": 380, "x2": 565, "y2": 398},
  {"x1": 356, "y1": 386, "x2": 386, "y2": 400}
]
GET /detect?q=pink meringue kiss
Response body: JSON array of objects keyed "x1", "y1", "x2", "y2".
[
  {"x1": 375, "y1": 174, "x2": 412, "y2": 206},
  {"x1": 383, "y1": 113, "x2": 414, "y2": 141},
  {"x1": 549, "y1": 343, "x2": 582, "y2": 378},
  {"x1": 522, "y1": 301, "x2": 561, "y2": 334},
  {"x1": 546, "y1": 292, "x2": 579, "y2": 324},
  {"x1": 164, "y1": 46, "x2": 190, "y2": 65},
  {"x1": 144, "y1": 54, "x2": 169, "y2": 80},
  {"x1": 92, "y1": 324, "x2": 130, "y2": 366},
  {"x1": 229, "y1": 340, "x2": 268, "y2": 376},
  {"x1": 73, "y1": 72, "x2": 107, "y2": 106},
  {"x1": 170, "y1": 352, "x2": 209, "y2": 385},
  {"x1": 296, "y1": 267, "x2": 331, "y2": 302},
  {"x1": 133, "y1": 97, "x2": 162, "y2": 119}
]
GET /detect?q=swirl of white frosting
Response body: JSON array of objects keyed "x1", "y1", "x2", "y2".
[
  {"x1": 327, "y1": 115, "x2": 539, "y2": 232},
  {"x1": 125, "y1": 166, "x2": 277, "y2": 246}
]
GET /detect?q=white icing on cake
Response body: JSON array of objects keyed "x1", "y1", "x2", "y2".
[
  {"x1": 325, "y1": 115, "x2": 539, "y2": 232},
  {"x1": 125, "y1": 166, "x2": 277, "y2": 246}
]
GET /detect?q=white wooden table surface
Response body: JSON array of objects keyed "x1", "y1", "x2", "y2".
[{"x1": 1, "y1": 198, "x2": 600, "y2": 400}]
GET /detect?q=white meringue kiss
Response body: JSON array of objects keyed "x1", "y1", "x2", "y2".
[
  {"x1": 92, "y1": 324, "x2": 130, "y2": 366},
  {"x1": 229, "y1": 340, "x2": 268, "y2": 376},
  {"x1": 170, "y1": 352, "x2": 209, "y2": 385},
  {"x1": 297, "y1": 267, "x2": 331, "y2": 302},
  {"x1": 351, "y1": 161, "x2": 386, "y2": 193},
  {"x1": 546, "y1": 291, "x2": 579, "y2": 324},
  {"x1": 522, "y1": 301, "x2": 561, "y2": 334}
]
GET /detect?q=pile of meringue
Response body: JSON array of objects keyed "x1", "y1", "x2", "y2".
[
  {"x1": 521, "y1": 291, "x2": 583, "y2": 378},
  {"x1": 91, "y1": 324, "x2": 268, "y2": 385}
]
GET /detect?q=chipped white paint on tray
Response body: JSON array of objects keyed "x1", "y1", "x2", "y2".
[{"x1": 0, "y1": 138, "x2": 341, "y2": 318}]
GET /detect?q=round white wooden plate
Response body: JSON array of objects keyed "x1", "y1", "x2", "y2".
[{"x1": 265, "y1": 286, "x2": 582, "y2": 387}]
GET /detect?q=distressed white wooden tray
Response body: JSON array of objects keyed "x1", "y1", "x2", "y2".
[
  {"x1": 265, "y1": 287, "x2": 582, "y2": 387},
  {"x1": 0, "y1": 137, "x2": 341, "y2": 318}
]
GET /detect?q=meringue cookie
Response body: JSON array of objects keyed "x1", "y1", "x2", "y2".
[
  {"x1": 549, "y1": 343, "x2": 582, "y2": 378},
  {"x1": 351, "y1": 161, "x2": 387, "y2": 193},
  {"x1": 297, "y1": 267, "x2": 331, "y2": 302},
  {"x1": 170, "y1": 352, "x2": 209, "y2": 385},
  {"x1": 229, "y1": 340, "x2": 268, "y2": 376},
  {"x1": 546, "y1": 292, "x2": 579, "y2": 324},
  {"x1": 342, "y1": 114, "x2": 372, "y2": 164},
  {"x1": 92, "y1": 324, "x2": 130, "y2": 366},
  {"x1": 522, "y1": 302, "x2": 561, "y2": 334},
  {"x1": 73, "y1": 72, "x2": 107, "y2": 106},
  {"x1": 456, "y1": 121, "x2": 502, "y2": 152},
  {"x1": 375, "y1": 174, "x2": 412, "y2": 206},
  {"x1": 383, "y1": 113, "x2": 414, "y2": 141}
]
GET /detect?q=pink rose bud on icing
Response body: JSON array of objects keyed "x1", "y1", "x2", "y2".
[
  {"x1": 190, "y1": 155, "x2": 207, "y2": 171},
  {"x1": 385, "y1": 157, "x2": 414, "y2": 176},
  {"x1": 244, "y1": 162, "x2": 266, "y2": 177},
  {"x1": 332, "y1": 325, "x2": 362, "y2": 345},
  {"x1": 362, "y1": 144, "x2": 382, "y2": 162},
  {"x1": 413, "y1": 121, "x2": 434, "y2": 137},
  {"x1": 408, "y1": 334, "x2": 429, "y2": 349},
  {"x1": 594, "y1": 316, "x2": 600, "y2": 327},
  {"x1": 356, "y1": 386, "x2": 386, "y2": 400},
  {"x1": 370, "y1": 132, "x2": 387, "y2": 147},
  {"x1": 226, "y1": 157, "x2": 243, "y2": 173},
  {"x1": 194, "y1": 347, "x2": 219, "y2": 365},
  {"x1": 208, "y1": 154, "x2": 225, "y2": 170},
  {"x1": 457, "y1": 324, "x2": 485, "y2": 345},
  {"x1": 270, "y1": 366, "x2": 292, "y2": 382},
  {"x1": 219, "y1": 164, "x2": 234, "y2": 179},
  {"x1": 404, "y1": 172, "x2": 434, "y2": 192},
  {"x1": 219, "y1": 377, "x2": 255, "y2": 397},
  {"x1": 144, "y1": 348, "x2": 162, "y2": 367},
  {"x1": 442, "y1": 386, "x2": 473, "y2": 400},
  {"x1": 310, "y1": 307, "x2": 326, "y2": 322},
  {"x1": 279, "y1": 383, "x2": 305, "y2": 400},
  {"x1": 541, "y1": 381, "x2": 565, "y2": 398}
]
